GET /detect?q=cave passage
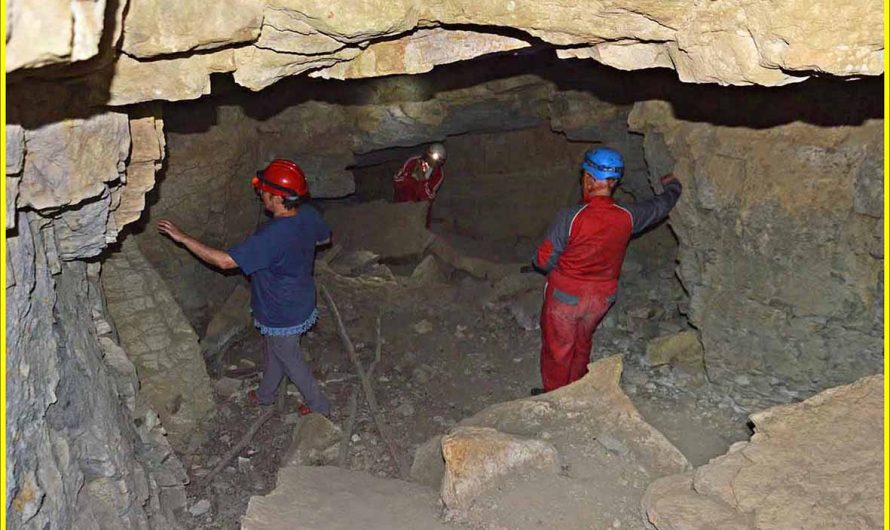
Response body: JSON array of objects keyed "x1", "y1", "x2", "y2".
[
  {"x1": 106, "y1": 51, "x2": 745, "y2": 528},
  {"x1": 98, "y1": 49, "x2": 882, "y2": 529}
]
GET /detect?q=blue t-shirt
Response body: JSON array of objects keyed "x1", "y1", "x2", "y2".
[{"x1": 228, "y1": 206, "x2": 331, "y2": 332}]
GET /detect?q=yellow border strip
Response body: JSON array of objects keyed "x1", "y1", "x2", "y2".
[
  {"x1": 874, "y1": 2, "x2": 890, "y2": 527},
  {"x1": 2, "y1": 0, "x2": 8, "y2": 526}
]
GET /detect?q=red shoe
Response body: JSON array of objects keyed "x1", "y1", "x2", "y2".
[
  {"x1": 298, "y1": 404, "x2": 312, "y2": 416},
  {"x1": 247, "y1": 390, "x2": 271, "y2": 407}
]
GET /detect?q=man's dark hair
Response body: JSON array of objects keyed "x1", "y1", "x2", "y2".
[{"x1": 282, "y1": 193, "x2": 312, "y2": 211}]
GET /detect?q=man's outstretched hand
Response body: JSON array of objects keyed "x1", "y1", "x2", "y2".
[
  {"x1": 158, "y1": 219, "x2": 187, "y2": 243},
  {"x1": 659, "y1": 173, "x2": 678, "y2": 186}
]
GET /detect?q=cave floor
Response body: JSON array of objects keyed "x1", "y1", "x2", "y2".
[{"x1": 178, "y1": 230, "x2": 751, "y2": 529}]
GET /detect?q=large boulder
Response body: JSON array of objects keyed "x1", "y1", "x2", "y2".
[
  {"x1": 461, "y1": 355, "x2": 691, "y2": 477},
  {"x1": 424, "y1": 356, "x2": 690, "y2": 528},
  {"x1": 440, "y1": 426, "x2": 561, "y2": 510},
  {"x1": 242, "y1": 466, "x2": 449, "y2": 530},
  {"x1": 644, "y1": 374, "x2": 883, "y2": 529}
]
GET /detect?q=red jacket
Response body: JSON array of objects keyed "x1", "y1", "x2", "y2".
[
  {"x1": 393, "y1": 156, "x2": 445, "y2": 202},
  {"x1": 535, "y1": 181, "x2": 682, "y2": 294}
]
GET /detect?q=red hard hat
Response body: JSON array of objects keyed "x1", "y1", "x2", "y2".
[{"x1": 251, "y1": 159, "x2": 309, "y2": 198}]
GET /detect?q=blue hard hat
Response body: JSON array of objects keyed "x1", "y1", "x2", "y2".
[{"x1": 581, "y1": 147, "x2": 624, "y2": 180}]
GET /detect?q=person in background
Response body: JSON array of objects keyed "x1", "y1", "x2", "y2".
[{"x1": 392, "y1": 142, "x2": 447, "y2": 227}]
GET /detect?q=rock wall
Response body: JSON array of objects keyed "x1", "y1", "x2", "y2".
[
  {"x1": 6, "y1": 212, "x2": 186, "y2": 529},
  {"x1": 134, "y1": 102, "x2": 263, "y2": 328},
  {"x1": 628, "y1": 79, "x2": 884, "y2": 409},
  {"x1": 102, "y1": 238, "x2": 216, "y2": 453},
  {"x1": 6, "y1": 66, "x2": 183, "y2": 529}
]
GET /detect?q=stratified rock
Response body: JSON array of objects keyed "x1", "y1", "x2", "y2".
[
  {"x1": 6, "y1": 124, "x2": 24, "y2": 229},
  {"x1": 312, "y1": 28, "x2": 529, "y2": 80},
  {"x1": 440, "y1": 426, "x2": 560, "y2": 510},
  {"x1": 233, "y1": 45, "x2": 362, "y2": 92},
  {"x1": 291, "y1": 153, "x2": 357, "y2": 198},
  {"x1": 254, "y1": 8, "x2": 346, "y2": 55},
  {"x1": 6, "y1": 0, "x2": 74, "y2": 71},
  {"x1": 644, "y1": 374, "x2": 883, "y2": 530},
  {"x1": 6, "y1": 0, "x2": 118, "y2": 71},
  {"x1": 51, "y1": 190, "x2": 113, "y2": 260},
  {"x1": 122, "y1": 0, "x2": 262, "y2": 58},
  {"x1": 19, "y1": 111, "x2": 129, "y2": 210},
  {"x1": 108, "y1": 50, "x2": 236, "y2": 105},
  {"x1": 629, "y1": 93, "x2": 883, "y2": 409},
  {"x1": 645, "y1": 331, "x2": 704, "y2": 373},
  {"x1": 282, "y1": 414, "x2": 342, "y2": 467},
  {"x1": 6, "y1": 124, "x2": 24, "y2": 175},
  {"x1": 6, "y1": 0, "x2": 883, "y2": 89},
  {"x1": 6, "y1": 211, "x2": 184, "y2": 529},
  {"x1": 410, "y1": 435, "x2": 445, "y2": 489},
  {"x1": 111, "y1": 110, "x2": 165, "y2": 232},
  {"x1": 102, "y1": 238, "x2": 215, "y2": 452},
  {"x1": 243, "y1": 466, "x2": 448, "y2": 530}
]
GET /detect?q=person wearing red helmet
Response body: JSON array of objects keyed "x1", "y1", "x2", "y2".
[
  {"x1": 392, "y1": 142, "x2": 447, "y2": 227},
  {"x1": 158, "y1": 159, "x2": 332, "y2": 416}
]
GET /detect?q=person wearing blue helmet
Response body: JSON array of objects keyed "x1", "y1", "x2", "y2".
[
  {"x1": 582, "y1": 146, "x2": 625, "y2": 180},
  {"x1": 530, "y1": 147, "x2": 682, "y2": 394}
]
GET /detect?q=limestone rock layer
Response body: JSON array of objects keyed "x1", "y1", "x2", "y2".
[
  {"x1": 6, "y1": 0, "x2": 885, "y2": 102},
  {"x1": 629, "y1": 80, "x2": 883, "y2": 409}
]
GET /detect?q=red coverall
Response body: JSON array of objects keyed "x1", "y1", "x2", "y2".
[
  {"x1": 392, "y1": 156, "x2": 445, "y2": 227},
  {"x1": 534, "y1": 181, "x2": 682, "y2": 391}
]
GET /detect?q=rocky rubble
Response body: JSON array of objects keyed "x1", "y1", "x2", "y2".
[{"x1": 404, "y1": 355, "x2": 691, "y2": 527}]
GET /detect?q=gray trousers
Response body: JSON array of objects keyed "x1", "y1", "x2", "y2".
[{"x1": 257, "y1": 334, "x2": 330, "y2": 415}]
